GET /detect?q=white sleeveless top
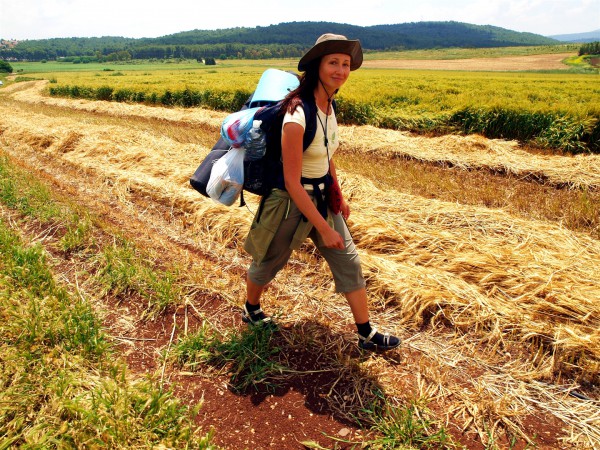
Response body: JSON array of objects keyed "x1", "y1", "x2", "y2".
[{"x1": 282, "y1": 105, "x2": 339, "y2": 179}]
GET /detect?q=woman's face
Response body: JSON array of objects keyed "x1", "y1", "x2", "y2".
[{"x1": 319, "y1": 53, "x2": 351, "y2": 92}]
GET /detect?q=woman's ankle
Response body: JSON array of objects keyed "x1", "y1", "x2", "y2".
[
  {"x1": 245, "y1": 300, "x2": 261, "y2": 313},
  {"x1": 355, "y1": 320, "x2": 372, "y2": 337}
]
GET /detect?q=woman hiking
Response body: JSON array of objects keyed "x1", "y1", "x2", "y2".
[{"x1": 242, "y1": 33, "x2": 400, "y2": 352}]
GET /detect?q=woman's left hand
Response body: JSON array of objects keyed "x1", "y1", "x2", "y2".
[{"x1": 340, "y1": 199, "x2": 350, "y2": 220}]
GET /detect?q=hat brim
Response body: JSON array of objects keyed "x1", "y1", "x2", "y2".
[{"x1": 298, "y1": 39, "x2": 363, "y2": 72}]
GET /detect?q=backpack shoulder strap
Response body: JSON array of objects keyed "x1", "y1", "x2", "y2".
[
  {"x1": 301, "y1": 96, "x2": 337, "y2": 150},
  {"x1": 301, "y1": 97, "x2": 318, "y2": 151}
]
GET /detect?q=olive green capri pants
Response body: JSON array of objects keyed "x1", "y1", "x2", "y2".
[{"x1": 247, "y1": 196, "x2": 366, "y2": 294}]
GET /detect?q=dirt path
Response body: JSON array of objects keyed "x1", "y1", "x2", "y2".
[{"x1": 1, "y1": 81, "x2": 598, "y2": 450}]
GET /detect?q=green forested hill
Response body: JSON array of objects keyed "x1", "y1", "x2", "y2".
[{"x1": 1, "y1": 21, "x2": 559, "y2": 61}]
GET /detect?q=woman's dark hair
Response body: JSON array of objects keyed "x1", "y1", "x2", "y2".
[{"x1": 280, "y1": 59, "x2": 320, "y2": 114}]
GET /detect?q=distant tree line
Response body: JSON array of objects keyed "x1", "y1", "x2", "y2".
[
  {"x1": 0, "y1": 21, "x2": 560, "y2": 62},
  {"x1": 579, "y1": 41, "x2": 600, "y2": 56},
  {"x1": 0, "y1": 42, "x2": 306, "y2": 62}
]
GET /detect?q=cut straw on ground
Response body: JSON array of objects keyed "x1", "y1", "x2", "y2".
[{"x1": 2, "y1": 81, "x2": 599, "y2": 448}]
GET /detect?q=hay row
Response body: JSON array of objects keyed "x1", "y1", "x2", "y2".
[
  {"x1": 2, "y1": 93, "x2": 599, "y2": 447},
  {"x1": 2, "y1": 98, "x2": 598, "y2": 381},
  {"x1": 7, "y1": 80, "x2": 225, "y2": 129},
  {"x1": 344, "y1": 176, "x2": 600, "y2": 381},
  {"x1": 403, "y1": 332, "x2": 600, "y2": 448},
  {"x1": 342, "y1": 125, "x2": 600, "y2": 189},
  {"x1": 6, "y1": 80, "x2": 600, "y2": 190}
]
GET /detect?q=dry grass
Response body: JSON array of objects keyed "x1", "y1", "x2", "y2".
[
  {"x1": 13, "y1": 80, "x2": 600, "y2": 189},
  {"x1": 363, "y1": 52, "x2": 574, "y2": 71},
  {"x1": 342, "y1": 126, "x2": 600, "y2": 190},
  {"x1": 337, "y1": 148, "x2": 600, "y2": 239},
  {"x1": 2, "y1": 80, "x2": 599, "y2": 448}
]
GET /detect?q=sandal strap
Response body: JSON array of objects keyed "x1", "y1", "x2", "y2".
[
  {"x1": 243, "y1": 304, "x2": 263, "y2": 316},
  {"x1": 250, "y1": 307, "x2": 264, "y2": 315},
  {"x1": 243, "y1": 304, "x2": 271, "y2": 324},
  {"x1": 359, "y1": 327, "x2": 378, "y2": 345},
  {"x1": 382, "y1": 333, "x2": 390, "y2": 347}
]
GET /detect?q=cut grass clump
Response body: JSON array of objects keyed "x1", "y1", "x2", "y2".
[
  {"x1": 303, "y1": 392, "x2": 454, "y2": 450},
  {"x1": 59, "y1": 212, "x2": 94, "y2": 253}
]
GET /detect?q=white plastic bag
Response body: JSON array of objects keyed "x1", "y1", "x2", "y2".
[
  {"x1": 220, "y1": 107, "x2": 261, "y2": 148},
  {"x1": 206, "y1": 147, "x2": 245, "y2": 206}
]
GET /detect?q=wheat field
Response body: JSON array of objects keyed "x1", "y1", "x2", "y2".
[{"x1": 1, "y1": 80, "x2": 599, "y2": 448}]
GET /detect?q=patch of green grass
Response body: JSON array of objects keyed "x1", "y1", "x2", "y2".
[
  {"x1": 0, "y1": 224, "x2": 105, "y2": 355},
  {"x1": 0, "y1": 153, "x2": 186, "y2": 318},
  {"x1": 0, "y1": 155, "x2": 61, "y2": 220},
  {"x1": 0, "y1": 158, "x2": 216, "y2": 449},
  {"x1": 96, "y1": 238, "x2": 183, "y2": 317},
  {"x1": 13, "y1": 75, "x2": 43, "y2": 82},
  {"x1": 0, "y1": 154, "x2": 98, "y2": 250},
  {"x1": 173, "y1": 321, "x2": 284, "y2": 393},
  {"x1": 59, "y1": 213, "x2": 94, "y2": 252},
  {"x1": 364, "y1": 398, "x2": 451, "y2": 449}
]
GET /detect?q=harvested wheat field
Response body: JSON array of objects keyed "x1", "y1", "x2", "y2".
[
  {"x1": 363, "y1": 52, "x2": 574, "y2": 71},
  {"x1": 1, "y1": 80, "x2": 599, "y2": 449}
]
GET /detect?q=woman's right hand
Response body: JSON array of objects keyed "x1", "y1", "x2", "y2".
[{"x1": 320, "y1": 226, "x2": 345, "y2": 250}]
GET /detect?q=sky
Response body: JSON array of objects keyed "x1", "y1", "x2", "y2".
[{"x1": 0, "y1": 0, "x2": 598, "y2": 40}]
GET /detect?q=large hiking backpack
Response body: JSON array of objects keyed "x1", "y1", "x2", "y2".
[{"x1": 189, "y1": 69, "x2": 325, "y2": 200}]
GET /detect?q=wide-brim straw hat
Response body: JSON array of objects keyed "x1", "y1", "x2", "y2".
[{"x1": 298, "y1": 33, "x2": 363, "y2": 72}]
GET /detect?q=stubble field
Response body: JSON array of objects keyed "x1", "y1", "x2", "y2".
[
  {"x1": 363, "y1": 52, "x2": 575, "y2": 70},
  {"x1": 1, "y1": 54, "x2": 599, "y2": 450}
]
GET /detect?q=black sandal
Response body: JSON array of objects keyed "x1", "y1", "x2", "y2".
[
  {"x1": 358, "y1": 327, "x2": 400, "y2": 351},
  {"x1": 241, "y1": 304, "x2": 273, "y2": 326}
]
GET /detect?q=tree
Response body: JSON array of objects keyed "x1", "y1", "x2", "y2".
[
  {"x1": 579, "y1": 41, "x2": 600, "y2": 56},
  {"x1": 204, "y1": 57, "x2": 216, "y2": 65},
  {"x1": 0, "y1": 60, "x2": 13, "y2": 73}
]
